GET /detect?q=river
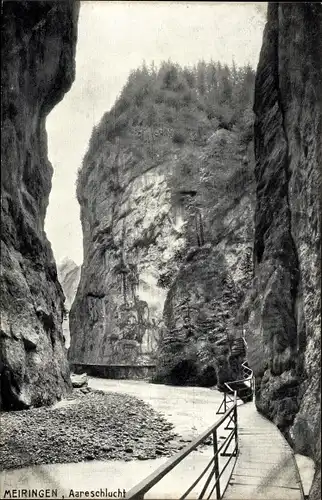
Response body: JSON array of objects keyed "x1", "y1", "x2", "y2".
[{"x1": 1, "y1": 378, "x2": 235, "y2": 499}]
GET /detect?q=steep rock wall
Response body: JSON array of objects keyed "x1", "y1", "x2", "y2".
[
  {"x1": 156, "y1": 131, "x2": 254, "y2": 386},
  {"x1": 157, "y1": 245, "x2": 249, "y2": 387},
  {"x1": 57, "y1": 258, "x2": 81, "y2": 348},
  {"x1": 248, "y1": 4, "x2": 321, "y2": 498},
  {"x1": 0, "y1": 1, "x2": 79, "y2": 409},
  {"x1": 70, "y1": 123, "x2": 254, "y2": 379},
  {"x1": 69, "y1": 138, "x2": 186, "y2": 365}
]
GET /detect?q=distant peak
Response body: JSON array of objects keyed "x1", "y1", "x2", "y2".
[
  {"x1": 59, "y1": 256, "x2": 77, "y2": 267},
  {"x1": 58, "y1": 257, "x2": 79, "y2": 275}
]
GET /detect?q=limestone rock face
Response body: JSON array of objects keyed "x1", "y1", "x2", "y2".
[
  {"x1": 70, "y1": 111, "x2": 255, "y2": 378},
  {"x1": 57, "y1": 258, "x2": 81, "y2": 348},
  {"x1": 248, "y1": 4, "x2": 321, "y2": 498},
  {"x1": 0, "y1": 1, "x2": 80, "y2": 409},
  {"x1": 69, "y1": 139, "x2": 186, "y2": 365},
  {"x1": 157, "y1": 245, "x2": 247, "y2": 386}
]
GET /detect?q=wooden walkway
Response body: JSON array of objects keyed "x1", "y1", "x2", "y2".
[{"x1": 223, "y1": 402, "x2": 304, "y2": 500}]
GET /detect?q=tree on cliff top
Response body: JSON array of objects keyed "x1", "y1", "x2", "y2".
[{"x1": 76, "y1": 59, "x2": 255, "y2": 196}]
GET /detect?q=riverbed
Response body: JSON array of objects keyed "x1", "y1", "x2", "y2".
[{"x1": 1, "y1": 379, "x2": 234, "y2": 499}]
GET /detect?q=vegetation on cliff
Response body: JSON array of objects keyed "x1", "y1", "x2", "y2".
[
  {"x1": 77, "y1": 60, "x2": 255, "y2": 195},
  {"x1": 72, "y1": 59, "x2": 256, "y2": 385}
]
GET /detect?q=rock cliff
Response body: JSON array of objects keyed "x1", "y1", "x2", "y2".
[
  {"x1": 155, "y1": 127, "x2": 254, "y2": 386},
  {"x1": 70, "y1": 62, "x2": 255, "y2": 385},
  {"x1": 57, "y1": 258, "x2": 81, "y2": 348},
  {"x1": 157, "y1": 245, "x2": 248, "y2": 387},
  {"x1": 246, "y1": 4, "x2": 321, "y2": 498},
  {"x1": 0, "y1": 1, "x2": 79, "y2": 409}
]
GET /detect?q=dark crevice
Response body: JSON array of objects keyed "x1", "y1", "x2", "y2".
[{"x1": 87, "y1": 292, "x2": 105, "y2": 299}]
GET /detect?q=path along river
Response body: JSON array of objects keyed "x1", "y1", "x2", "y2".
[
  {"x1": 1, "y1": 378, "x2": 315, "y2": 499},
  {"x1": 1, "y1": 378, "x2": 236, "y2": 499}
]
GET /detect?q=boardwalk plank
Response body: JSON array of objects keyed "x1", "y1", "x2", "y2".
[{"x1": 223, "y1": 402, "x2": 304, "y2": 500}]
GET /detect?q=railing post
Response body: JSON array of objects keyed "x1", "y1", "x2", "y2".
[
  {"x1": 234, "y1": 403, "x2": 238, "y2": 455},
  {"x1": 224, "y1": 392, "x2": 227, "y2": 413},
  {"x1": 212, "y1": 429, "x2": 221, "y2": 499}
]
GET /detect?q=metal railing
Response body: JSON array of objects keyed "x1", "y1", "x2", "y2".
[
  {"x1": 126, "y1": 392, "x2": 239, "y2": 500},
  {"x1": 70, "y1": 362, "x2": 157, "y2": 380},
  {"x1": 216, "y1": 362, "x2": 254, "y2": 415},
  {"x1": 70, "y1": 363, "x2": 157, "y2": 368}
]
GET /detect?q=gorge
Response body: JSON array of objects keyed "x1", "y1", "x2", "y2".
[{"x1": 1, "y1": 2, "x2": 320, "y2": 499}]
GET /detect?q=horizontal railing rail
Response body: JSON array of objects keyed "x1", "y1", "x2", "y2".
[
  {"x1": 124, "y1": 339, "x2": 254, "y2": 499},
  {"x1": 224, "y1": 361, "x2": 253, "y2": 392},
  {"x1": 216, "y1": 362, "x2": 254, "y2": 415},
  {"x1": 70, "y1": 363, "x2": 157, "y2": 368},
  {"x1": 70, "y1": 363, "x2": 157, "y2": 381},
  {"x1": 126, "y1": 392, "x2": 238, "y2": 500}
]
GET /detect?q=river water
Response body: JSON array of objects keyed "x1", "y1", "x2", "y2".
[{"x1": 1, "y1": 378, "x2": 235, "y2": 499}]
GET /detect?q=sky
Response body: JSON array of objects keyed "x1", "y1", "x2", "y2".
[{"x1": 45, "y1": 1, "x2": 267, "y2": 266}]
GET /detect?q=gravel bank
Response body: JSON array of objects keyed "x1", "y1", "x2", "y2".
[{"x1": 0, "y1": 388, "x2": 189, "y2": 471}]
